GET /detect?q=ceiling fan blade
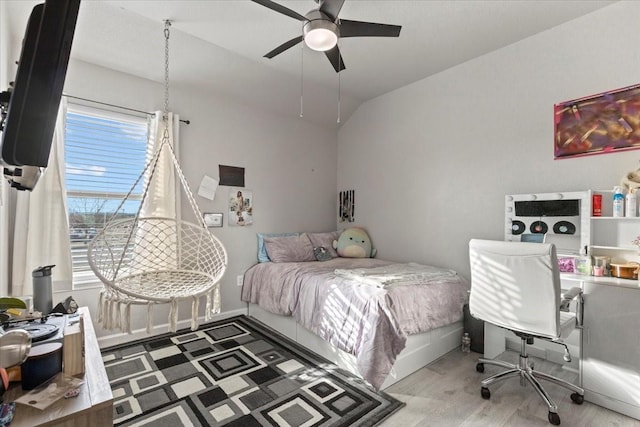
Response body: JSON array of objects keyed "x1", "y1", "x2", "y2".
[
  {"x1": 325, "y1": 45, "x2": 346, "y2": 73},
  {"x1": 339, "y1": 19, "x2": 402, "y2": 38},
  {"x1": 264, "y1": 35, "x2": 304, "y2": 58},
  {"x1": 250, "y1": 0, "x2": 306, "y2": 21},
  {"x1": 319, "y1": 0, "x2": 345, "y2": 21}
]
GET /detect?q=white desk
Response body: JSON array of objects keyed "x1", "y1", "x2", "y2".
[{"x1": 482, "y1": 279, "x2": 640, "y2": 421}]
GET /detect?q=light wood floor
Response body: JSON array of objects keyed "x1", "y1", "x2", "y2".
[{"x1": 379, "y1": 349, "x2": 639, "y2": 427}]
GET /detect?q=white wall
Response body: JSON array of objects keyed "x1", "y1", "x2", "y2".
[
  {"x1": 7, "y1": 58, "x2": 337, "y2": 340},
  {"x1": 337, "y1": 1, "x2": 640, "y2": 280}
]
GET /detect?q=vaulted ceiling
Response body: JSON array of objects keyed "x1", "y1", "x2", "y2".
[{"x1": 3, "y1": 0, "x2": 616, "y2": 127}]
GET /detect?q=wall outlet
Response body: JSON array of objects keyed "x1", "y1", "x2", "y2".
[{"x1": 237, "y1": 275, "x2": 243, "y2": 287}]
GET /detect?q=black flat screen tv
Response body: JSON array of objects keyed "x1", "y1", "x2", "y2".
[{"x1": 0, "y1": 0, "x2": 80, "y2": 190}]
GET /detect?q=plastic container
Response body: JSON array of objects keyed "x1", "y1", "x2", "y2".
[
  {"x1": 575, "y1": 245, "x2": 592, "y2": 275},
  {"x1": 625, "y1": 189, "x2": 637, "y2": 217},
  {"x1": 461, "y1": 332, "x2": 471, "y2": 353},
  {"x1": 612, "y1": 186, "x2": 625, "y2": 217},
  {"x1": 592, "y1": 255, "x2": 611, "y2": 277},
  {"x1": 32, "y1": 265, "x2": 55, "y2": 315}
]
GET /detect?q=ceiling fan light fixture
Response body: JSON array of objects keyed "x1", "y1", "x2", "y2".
[{"x1": 303, "y1": 19, "x2": 338, "y2": 51}]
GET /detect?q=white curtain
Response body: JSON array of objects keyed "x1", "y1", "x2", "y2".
[
  {"x1": 141, "y1": 112, "x2": 180, "y2": 218},
  {"x1": 11, "y1": 100, "x2": 73, "y2": 296},
  {"x1": 131, "y1": 112, "x2": 180, "y2": 273}
]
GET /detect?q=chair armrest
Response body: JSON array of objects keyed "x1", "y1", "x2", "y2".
[
  {"x1": 560, "y1": 286, "x2": 582, "y2": 311},
  {"x1": 561, "y1": 286, "x2": 582, "y2": 301},
  {"x1": 560, "y1": 286, "x2": 583, "y2": 326}
]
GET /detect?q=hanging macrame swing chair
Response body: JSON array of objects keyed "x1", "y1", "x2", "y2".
[{"x1": 88, "y1": 20, "x2": 227, "y2": 334}]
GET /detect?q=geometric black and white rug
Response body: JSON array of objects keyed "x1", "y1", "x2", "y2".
[{"x1": 101, "y1": 315, "x2": 404, "y2": 426}]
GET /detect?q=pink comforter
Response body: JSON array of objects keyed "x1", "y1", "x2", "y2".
[{"x1": 241, "y1": 258, "x2": 469, "y2": 389}]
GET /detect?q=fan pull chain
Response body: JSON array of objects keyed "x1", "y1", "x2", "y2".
[
  {"x1": 337, "y1": 40, "x2": 341, "y2": 124},
  {"x1": 300, "y1": 39, "x2": 304, "y2": 118}
]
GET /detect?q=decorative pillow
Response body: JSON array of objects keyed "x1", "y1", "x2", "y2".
[
  {"x1": 307, "y1": 231, "x2": 340, "y2": 258},
  {"x1": 257, "y1": 232, "x2": 299, "y2": 262},
  {"x1": 313, "y1": 246, "x2": 333, "y2": 262},
  {"x1": 264, "y1": 233, "x2": 315, "y2": 263}
]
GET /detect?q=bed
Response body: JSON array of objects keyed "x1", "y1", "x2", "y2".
[{"x1": 241, "y1": 232, "x2": 470, "y2": 390}]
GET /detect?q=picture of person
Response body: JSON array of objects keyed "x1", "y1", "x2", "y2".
[
  {"x1": 237, "y1": 190, "x2": 244, "y2": 212},
  {"x1": 229, "y1": 188, "x2": 253, "y2": 226}
]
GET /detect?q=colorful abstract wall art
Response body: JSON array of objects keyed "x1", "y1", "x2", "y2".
[{"x1": 554, "y1": 83, "x2": 640, "y2": 159}]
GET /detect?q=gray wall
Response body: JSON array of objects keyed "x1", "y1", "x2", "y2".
[
  {"x1": 337, "y1": 1, "x2": 640, "y2": 280},
  {"x1": 14, "y1": 59, "x2": 338, "y2": 339}
]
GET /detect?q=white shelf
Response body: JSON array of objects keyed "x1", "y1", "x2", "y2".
[
  {"x1": 560, "y1": 272, "x2": 639, "y2": 288},
  {"x1": 591, "y1": 245, "x2": 637, "y2": 251},
  {"x1": 591, "y1": 216, "x2": 640, "y2": 220},
  {"x1": 588, "y1": 275, "x2": 639, "y2": 288}
]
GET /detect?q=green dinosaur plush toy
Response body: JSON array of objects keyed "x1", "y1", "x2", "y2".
[{"x1": 333, "y1": 227, "x2": 377, "y2": 258}]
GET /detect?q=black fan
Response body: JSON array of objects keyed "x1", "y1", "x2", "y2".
[{"x1": 251, "y1": 0, "x2": 401, "y2": 72}]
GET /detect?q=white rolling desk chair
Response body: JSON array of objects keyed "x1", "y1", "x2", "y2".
[{"x1": 468, "y1": 239, "x2": 584, "y2": 425}]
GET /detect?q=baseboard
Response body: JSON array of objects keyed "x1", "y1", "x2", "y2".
[
  {"x1": 585, "y1": 390, "x2": 640, "y2": 421},
  {"x1": 97, "y1": 308, "x2": 248, "y2": 349}
]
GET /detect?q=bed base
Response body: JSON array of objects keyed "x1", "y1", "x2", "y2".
[{"x1": 247, "y1": 303, "x2": 463, "y2": 389}]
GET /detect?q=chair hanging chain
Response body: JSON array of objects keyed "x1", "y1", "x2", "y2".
[
  {"x1": 101, "y1": 16, "x2": 208, "y2": 259},
  {"x1": 163, "y1": 20, "x2": 171, "y2": 121}
]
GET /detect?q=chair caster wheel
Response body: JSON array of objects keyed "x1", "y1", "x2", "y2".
[
  {"x1": 548, "y1": 411, "x2": 560, "y2": 425},
  {"x1": 481, "y1": 387, "x2": 490, "y2": 399},
  {"x1": 570, "y1": 393, "x2": 584, "y2": 404},
  {"x1": 476, "y1": 363, "x2": 484, "y2": 373}
]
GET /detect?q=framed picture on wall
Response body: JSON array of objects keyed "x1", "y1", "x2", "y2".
[
  {"x1": 338, "y1": 190, "x2": 355, "y2": 223},
  {"x1": 554, "y1": 83, "x2": 640, "y2": 159},
  {"x1": 203, "y1": 213, "x2": 223, "y2": 228}
]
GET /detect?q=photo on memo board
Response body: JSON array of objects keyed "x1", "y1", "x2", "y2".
[
  {"x1": 339, "y1": 190, "x2": 355, "y2": 223},
  {"x1": 229, "y1": 188, "x2": 253, "y2": 226}
]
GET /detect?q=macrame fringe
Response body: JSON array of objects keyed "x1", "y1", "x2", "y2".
[
  {"x1": 205, "y1": 285, "x2": 221, "y2": 322},
  {"x1": 123, "y1": 302, "x2": 132, "y2": 334},
  {"x1": 191, "y1": 297, "x2": 199, "y2": 331},
  {"x1": 146, "y1": 303, "x2": 153, "y2": 334},
  {"x1": 114, "y1": 301, "x2": 122, "y2": 330},
  {"x1": 213, "y1": 285, "x2": 220, "y2": 314},
  {"x1": 96, "y1": 283, "x2": 224, "y2": 334},
  {"x1": 102, "y1": 295, "x2": 110, "y2": 327},
  {"x1": 169, "y1": 299, "x2": 178, "y2": 333},
  {"x1": 106, "y1": 300, "x2": 114, "y2": 329},
  {"x1": 97, "y1": 290, "x2": 104, "y2": 323},
  {"x1": 205, "y1": 292, "x2": 212, "y2": 322}
]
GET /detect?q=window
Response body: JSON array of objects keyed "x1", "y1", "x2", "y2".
[{"x1": 64, "y1": 104, "x2": 149, "y2": 286}]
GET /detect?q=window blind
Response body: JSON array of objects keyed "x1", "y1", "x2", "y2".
[{"x1": 64, "y1": 104, "x2": 149, "y2": 285}]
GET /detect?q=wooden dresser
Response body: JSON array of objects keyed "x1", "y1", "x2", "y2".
[{"x1": 5, "y1": 307, "x2": 113, "y2": 426}]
